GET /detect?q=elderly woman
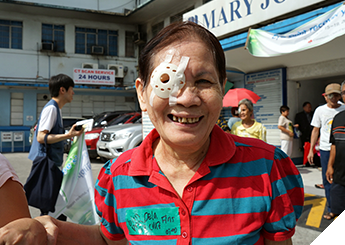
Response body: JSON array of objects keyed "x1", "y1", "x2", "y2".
[
  {"x1": 231, "y1": 98, "x2": 267, "y2": 142},
  {"x1": 1, "y1": 22, "x2": 303, "y2": 245}
]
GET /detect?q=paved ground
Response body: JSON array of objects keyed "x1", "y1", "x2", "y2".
[
  {"x1": 4, "y1": 152, "x2": 104, "y2": 219},
  {"x1": 293, "y1": 165, "x2": 327, "y2": 245},
  {"x1": 3, "y1": 152, "x2": 334, "y2": 244}
]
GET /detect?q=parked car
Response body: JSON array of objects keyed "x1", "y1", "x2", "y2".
[
  {"x1": 29, "y1": 116, "x2": 86, "y2": 153},
  {"x1": 96, "y1": 118, "x2": 142, "y2": 160},
  {"x1": 85, "y1": 112, "x2": 141, "y2": 158},
  {"x1": 92, "y1": 110, "x2": 133, "y2": 128}
]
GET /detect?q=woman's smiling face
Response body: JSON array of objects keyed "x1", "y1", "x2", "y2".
[
  {"x1": 239, "y1": 104, "x2": 252, "y2": 121},
  {"x1": 136, "y1": 38, "x2": 224, "y2": 151}
]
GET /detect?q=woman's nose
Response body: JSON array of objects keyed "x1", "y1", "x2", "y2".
[{"x1": 176, "y1": 85, "x2": 201, "y2": 107}]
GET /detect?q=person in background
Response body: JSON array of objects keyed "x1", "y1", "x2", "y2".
[
  {"x1": 28, "y1": 74, "x2": 83, "y2": 219},
  {"x1": 294, "y1": 102, "x2": 313, "y2": 151},
  {"x1": 231, "y1": 98, "x2": 267, "y2": 142},
  {"x1": 227, "y1": 106, "x2": 241, "y2": 130},
  {"x1": 278, "y1": 106, "x2": 296, "y2": 156},
  {"x1": 308, "y1": 83, "x2": 345, "y2": 219},
  {"x1": 325, "y1": 81, "x2": 345, "y2": 220},
  {"x1": 1, "y1": 21, "x2": 303, "y2": 245},
  {"x1": 0, "y1": 153, "x2": 46, "y2": 243}
]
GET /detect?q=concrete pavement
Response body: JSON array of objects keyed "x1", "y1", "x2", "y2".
[
  {"x1": 3, "y1": 152, "x2": 104, "y2": 219},
  {"x1": 298, "y1": 165, "x2": 325, "y2": 197},
  {"x1": 2, "y1": 152, "x2": 330, "y2": 244},
  {"x1": 293, "y1": 165, "x2": 324, "y2": 245}
]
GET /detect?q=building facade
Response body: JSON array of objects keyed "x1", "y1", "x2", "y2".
[
  {"x1": 1, "y1": 0, "x2": 345, "y2": 160},
  {"x1": 0, "y1": 0, "x2": 142, "y2": 151},
  {"x1": 184, "y1": 0, "x2": 345, "y2": 163}
]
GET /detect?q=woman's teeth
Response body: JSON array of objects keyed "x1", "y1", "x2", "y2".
[{"x1": 172, "y1": 116, "x2": 200, "y2": 124}]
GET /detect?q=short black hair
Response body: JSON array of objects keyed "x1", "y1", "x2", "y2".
[
  {"x1": 302, "y1": 101, "x2": 311, "y2": 108},
  {"x1": 280, "y1": 105, "x2": 289, "y2": 113},
  {"x1": 231, "y1": 107, "x2": 239, "y2": 117},
  {"x1": 49, "y1": 74, "x2": 74, "y2": 98}
]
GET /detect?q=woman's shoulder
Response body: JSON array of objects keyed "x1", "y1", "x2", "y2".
[
  {"x1": 232, "y1": 120, "x2": 242, "y2": 128},
  {"x1": 252, "y1": 120, "x2": 265, "y2": 128},
  {"x1": 105, "y1": 149, "x2": 136, "y2": 174},
  {"x1": 0, "y1": 154, "x2": 21, "y2": 188}
]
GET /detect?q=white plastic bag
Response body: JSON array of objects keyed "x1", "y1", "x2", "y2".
[{"x1": 50, "y1": 133, "x2": 99, "y2": 225}]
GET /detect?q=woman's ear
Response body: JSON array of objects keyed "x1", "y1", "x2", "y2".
[{"x1": 136, "y1": 78, "x2": 147, "y2": 112}]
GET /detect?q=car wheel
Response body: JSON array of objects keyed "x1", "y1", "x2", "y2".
[{"x1": 100, "y1": 157, "x2": 108, "y2": 163}]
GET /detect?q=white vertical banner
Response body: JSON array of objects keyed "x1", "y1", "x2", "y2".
[{"x1": 50, "y1": 133, "x2": 99, "y2": 225}]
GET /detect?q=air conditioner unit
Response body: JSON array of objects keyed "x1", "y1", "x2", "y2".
[
  {"x1": 41, "y1": 42, "x2": 54, "y2": 51},
  {"x1": 107, "y1": 64, "x2": 124, "y2": 78},
  {"x1": 82, "y1": 63, "x2": 98, "y2": 69},
  {"x1": 133, "y1": 32, "x2": 145, "y2": 44},
  {"x1": 91, "y1": 45, "x2": 104, "y2": 55}
]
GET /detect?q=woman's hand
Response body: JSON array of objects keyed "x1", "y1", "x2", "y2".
[
  {"x1": 35, "y1": 215, "x2": 59, "y2": 245},
  {"x1": 0, "y1": 218, "x2": 48, "y2": 245}
]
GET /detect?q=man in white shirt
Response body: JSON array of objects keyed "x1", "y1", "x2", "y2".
[
  {"x1": 28, "y1": 74, "x2": 83, "y2": 219},
  {"x1": 308, "y1": 83, "x2": 345, "y2": 219}
]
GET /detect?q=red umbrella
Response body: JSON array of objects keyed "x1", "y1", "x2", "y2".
[{"x1": 223, "y1": 88, "x2": 261, "y2": 107}]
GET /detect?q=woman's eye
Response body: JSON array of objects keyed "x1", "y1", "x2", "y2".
[{"x1": 196, "y1": 79, "x2": 212, "y2": 85}]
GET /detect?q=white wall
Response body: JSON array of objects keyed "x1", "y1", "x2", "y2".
[
  {"x1": 15, "y1": 0, "x2": 139, "y2": 13},
  {"x1": 0, "y1": 9, "x2": 138, "y2": 85}
]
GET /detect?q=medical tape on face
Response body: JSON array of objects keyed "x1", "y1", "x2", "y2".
[
  {"x1": 149, "y1": 55, "x2": 190, "y2": 107},
  {"x1": 169, "y1": 56, "x2": 190, "y2": 106}
]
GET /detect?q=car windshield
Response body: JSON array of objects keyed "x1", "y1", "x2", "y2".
[
  {"x1": 93, "y1": 113, "x2": 108, "y2": 127},
  {"x1": 108, "y1": 114, "x2": 133, "y2": 126},
  {"x1": 134, "y1": 117, "x2": 142, "y2": 123}
]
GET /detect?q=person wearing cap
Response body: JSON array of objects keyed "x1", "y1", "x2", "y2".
[
  {"x1": 325, "y1": 81, "x2": 345, "y2": 220},
  {"x1": 308, "y1": 83, "x2": 345, "y2": 219}
]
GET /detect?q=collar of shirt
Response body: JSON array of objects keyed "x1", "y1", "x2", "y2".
[{"x1": 128, "y1": 125, "x2": 236, "y2": 177}]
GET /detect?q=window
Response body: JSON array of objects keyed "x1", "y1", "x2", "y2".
[
  {"x1": 152, "y1": 21, "x2": 164, "y2": 38},
  {"x1": 11, "y1": 93, "x2": 23, "y2": 126},
  {"x1": 0, "y1": 19, "x2": 22, "y2": 49},
  {"x1": 125, "y1": 31, "x2": 135, "y2": 57},
  {"x1": 170, "y1": 7, "x2": 194, "y2": 24},
  {"x1": 42, "y1": 24, "x2": 65, "y2": 52},
  {"x1": 75, "y1": 27, "x2": 118, "y2": 56}
]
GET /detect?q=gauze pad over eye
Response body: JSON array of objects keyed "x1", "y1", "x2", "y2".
[{"x1": 150, "y1": 55, "x2": 190, "y2": 106}]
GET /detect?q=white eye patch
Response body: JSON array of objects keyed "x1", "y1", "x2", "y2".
[
  {"x1": 150, "y1": 56, "x2": 190, "y2": 106},
  {"x1": 151, "y1": 63, "x2": 184, "y2": 98}
]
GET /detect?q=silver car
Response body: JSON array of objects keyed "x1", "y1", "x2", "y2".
[{"x1": 97, "y1": 120, "x2": 142, "y2": 160}]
